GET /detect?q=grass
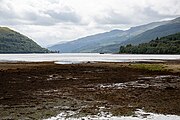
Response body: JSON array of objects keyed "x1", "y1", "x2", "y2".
[{"x1": 129, "y1": 64, "x2": 166, "y2": 72}]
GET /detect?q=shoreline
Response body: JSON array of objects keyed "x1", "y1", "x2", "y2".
[
  {"x1": 0, "y1": 61, "x2": 180, "y2": 119},
  {"x1": 0, "y1": 60, "x2": 180, "y2": 73}
]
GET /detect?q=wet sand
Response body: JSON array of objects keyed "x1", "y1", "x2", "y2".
[{"x1": 0, "y1": 61, "x2": 180, "y2": 119}]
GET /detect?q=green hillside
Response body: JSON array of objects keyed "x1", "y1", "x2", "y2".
[
  {"x1": 119, "y1": 33, "x2": 180, "y2": 54},
  {"x1": 0, "y1": 27, "x2": 49, "y2": 53},
  {"x1": 93, "y1": 17, "x2": 180, "y2": 53}
]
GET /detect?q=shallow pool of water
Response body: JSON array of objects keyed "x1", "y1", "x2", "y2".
[{"x1": 45, "y1": 109, "x2": 180, "y2": 120}]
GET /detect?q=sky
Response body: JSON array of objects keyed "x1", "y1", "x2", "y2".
[{"x1": 0, "y1": 0, "x2": 180, "y2": 47}]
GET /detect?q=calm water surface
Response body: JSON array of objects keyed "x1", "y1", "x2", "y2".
[{"x1": 0, "y1": 53, "x2": 180, "y2": 63}]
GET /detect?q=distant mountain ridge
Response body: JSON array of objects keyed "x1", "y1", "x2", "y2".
[
  {"x1": 48, "y1": 20, "x2": 168, "y2": 53},
  {"x1": 0, "y1": 27, "x2": 49, "y2": 53},
  {"x1": 49, "y1": 17, "x2": 180, "y2": 53},
  {"x1": 121, "y1": 23, "x2": 180, "y2": 45},
  {"x1": 93, "y1": 17, "x2": 180, "y2": 53},
  {"x1": 48, "y1": 29, "x2": 124, "y2": 53}
]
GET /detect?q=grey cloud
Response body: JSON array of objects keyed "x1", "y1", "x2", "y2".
[
  {"x1": 0, "y1": 1, "x2": 82, "y2": 26},
  {"x1": 0, "y1": 10, "x2": 55, "y2": 26},
  {"x1": 94, "y1": 6, "x2": 180, "y2": 26},
  {"x1": 141, "y1": 7, "x2": 179, "y2": 21},
  {"x1": 94, "y1": 10, "x2": 134, "y2": 25},
  {"x1": 0, "y1": 2, "x2": 18, "y2": 19},
  {"x1": 0, "y1": 3, "x2": 22, "y2": 25},
  {"x1": 45, "y1": 10, "x2": 81, "y2": 23}
]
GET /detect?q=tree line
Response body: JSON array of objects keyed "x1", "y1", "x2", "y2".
[{"x1": 119, "y1": 33, "x2": 180, "y2": 54}]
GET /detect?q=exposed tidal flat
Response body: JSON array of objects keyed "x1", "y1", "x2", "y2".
[{"x1": 0, "y1": 59, "x2": 180, "y2": 119}]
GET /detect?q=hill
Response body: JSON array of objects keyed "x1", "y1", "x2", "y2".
[
  {"x1": 120, "y1": 17, "x2": 180, "y2": 46},
  {"x1": 94, "y1": 17, "x2": 180, "y2": 53},
  {"x1": 49, "y1": 30, "x2": 124, "y2": 53},
  {"x1": 0, "y1": 27, "x2": 49, "y2": 53},
  {"x1": 119, "y1": 33, "x2": 180, "y2": 54},
  {"x1": 48, "y1": 20, "x2": 168, "y2": 53}
]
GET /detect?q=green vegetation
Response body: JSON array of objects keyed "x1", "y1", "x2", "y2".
[
  {"x1": 0, "y1": 27, "x2": 49, "y2": 53},
  {"x1": 119, "y1": 33, "x2": 180, "y2": 54},
  {"x1": 129, "y1": 64, "x2": 166, "y2": 72}
]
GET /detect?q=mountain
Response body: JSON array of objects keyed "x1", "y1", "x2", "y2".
[
  {"x1": 95, "y1": 17, "x2": 180, "y2": 53},
  {"x1": 49, "y1": 17, "x2": 180, "y2": 53},
  {"x1": 119, "y1": 33, "x2": 180, "y2": 54},
  {"x1": 48, "y1": 29, "x2": 124, "y2": 53},
  {"x1": 0, "y1": 27, "x2": 49, "y2": 53},
  {"x1": 48, "y1": 20, "x2": 168, "y2": 53},
  {"x1": 120, "y1": 17, "x2": 180, "y2": 46}
]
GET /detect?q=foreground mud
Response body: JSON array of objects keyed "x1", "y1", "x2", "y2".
[{"x1": 0, "y1": 62, "x2": 180, "y2": 119}]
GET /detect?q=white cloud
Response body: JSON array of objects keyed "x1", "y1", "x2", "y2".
[{"x1": 0, "y1": 0, "x2": 179, "y2": 47}]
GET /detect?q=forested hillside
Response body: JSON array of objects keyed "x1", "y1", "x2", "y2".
[
  {"x1": 119, "y1": 33, "x2": 180, "y2": 54},
  {"x1": 0, "y1": 27, "x2": 49, "y2": 53}
]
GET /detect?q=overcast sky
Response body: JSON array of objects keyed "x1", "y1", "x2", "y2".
[{"x1": 0, "y1": 0, "x2": 180, "y2": 47}]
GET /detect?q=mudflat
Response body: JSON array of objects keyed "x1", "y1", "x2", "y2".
[{"x1": 0, "y1": 61, "x2": 180, "y2": 119}]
